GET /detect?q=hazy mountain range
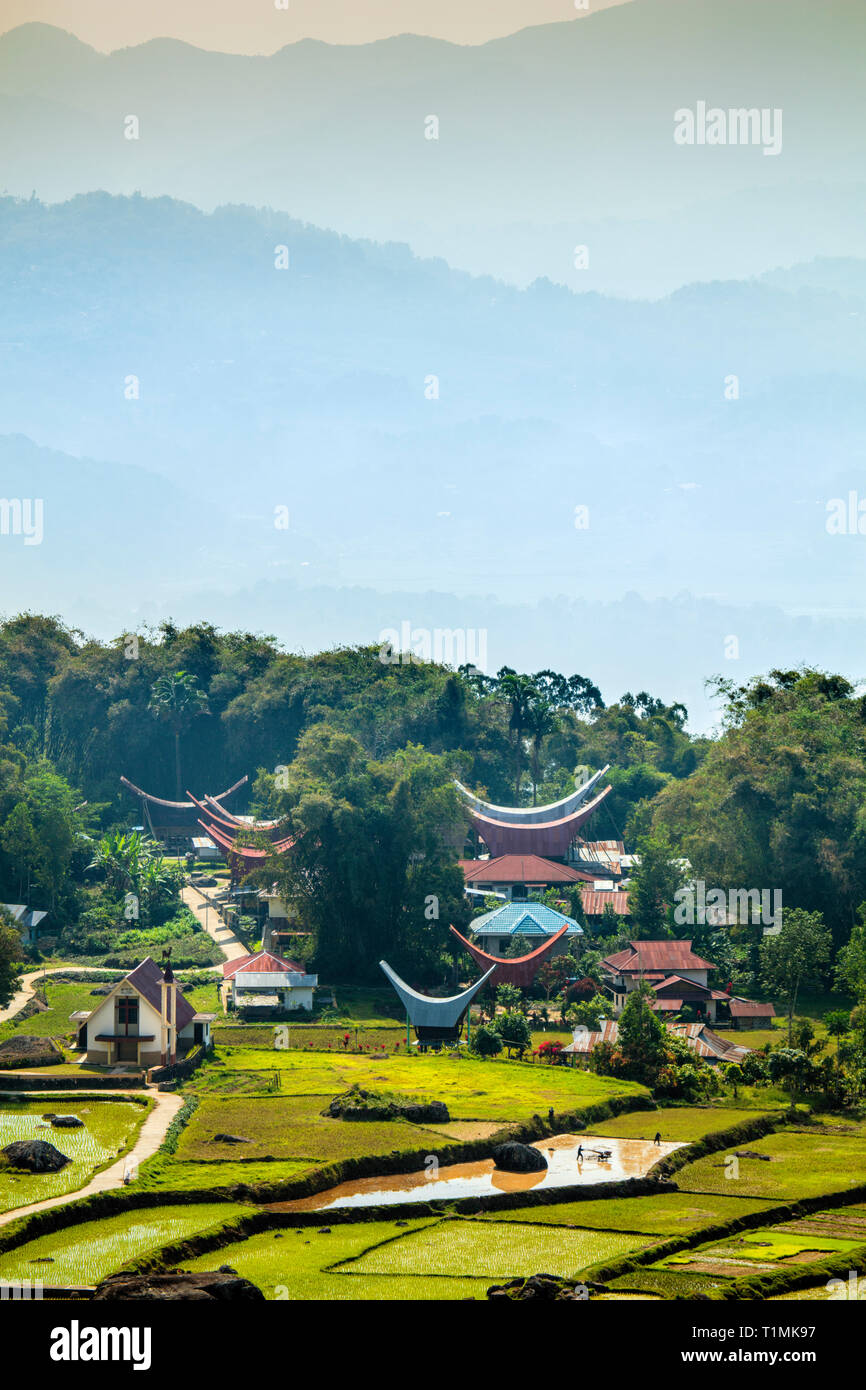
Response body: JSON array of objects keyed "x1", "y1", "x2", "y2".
[
  {"x1": 0, "y1": 3, "x2": 863, "y2": 729},
  {"x1": 0, "y1": 0, "x2": 864, "y2": 295}
]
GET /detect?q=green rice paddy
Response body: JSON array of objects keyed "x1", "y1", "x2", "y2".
[
  {"x1": 182, "y1": 1218, "x2": 485, "y2": 1300},
  {"x1": 0, "y1": 1203, "x2": 247, "y2": 1286},
  {"x1": 132, "y1": 1158, "x2": 318, "y2": 1193},
  {"x1": 181, "y1": 1216, "x2": 654, "y2": 1298},
  {"x1": 175, "y1": 1094, "x2": 456, "y2": 1164},
  {"x1": 0, "y1": 1099, "x2": 148, "y2": 1212},
  {"x1": 339, "y1": 1217, "x2": 655, "y2": 1281},
  {"x1": 675, "y1": 1130, "x2": 866, "y2": 1200},
  {"x1": 658, "y1": 1228, "x2": 865, "y2": 1270},
  {"x1": 477, "y1": 1192, "x2": 778, "y2": 1235},
  {"x1": 589, "y1": 1107, "x2": 774, "y2": 1142},
  {"x1": 197, "y1": 1048, "x2": 646, "y2": 1118}
]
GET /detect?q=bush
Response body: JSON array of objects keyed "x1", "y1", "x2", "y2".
[
  {"x1": 471, "y1": 1025, "x2": 503, "y2": 1057},
  {"x1": 495, "y1": 1011, "x2": 531, "y2": 1057}
]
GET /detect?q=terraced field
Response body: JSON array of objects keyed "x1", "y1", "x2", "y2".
[
  {"x1": 182, "y1": 1218, "x2": 485, "y2": 1300},
  {"x1": 0, "y1": 1203, "x2": 247, "y2": 1285},
  {"x1": 477, "y1": 1191, "x2": 778, "y2": 1235},
  {"x1": 589, "y1": 1107, "x2": 777, "y2": 1142},
  {"x1": 175, "y1": 1094, "x2": 463, "y2": 1164},
  {"x1": 0, "y1": 1099, "x2": 148, "y2": 1212},
  {"x1": 656, "y1": 1228, "x2": 865, "y2": 1279},
  {"x1": 340, "y1": 1217, "x2": 656, "y2": 1281},
  {"x1": 180, "y1": 1215, "x2": 656, "y2": 1299},
  {"x1": 192, "y1": 1048, "x2": 647, "y2": 1118},
  {"x1": 675, "y1": 1130, "x2": 866, "y2": 1201}
]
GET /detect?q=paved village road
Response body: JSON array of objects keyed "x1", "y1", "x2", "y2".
[{"x1": 181, "y1": 883, "x2": 247, "y2": 962}]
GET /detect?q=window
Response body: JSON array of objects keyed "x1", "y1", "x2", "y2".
[{"x1": 117, "y1": 996, "x2": 139, "y2": 1031}]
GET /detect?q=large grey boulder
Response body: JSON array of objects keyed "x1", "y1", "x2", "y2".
[
  {"x1": 1, "y1": 1139, "x2": 70, "y2": 1171},
  {"x1": 492, "y1": 1141, "x2": 548, "y2": 1173}
]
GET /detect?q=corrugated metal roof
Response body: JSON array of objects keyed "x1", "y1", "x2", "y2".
[
  {"x1": 581, "y1": 890, "x2": 630, "y2": 917},
  {"x1": 602, "y1": 941, "x2": 715, "y2": 974},
  {"x1": 223, "y1": 950, "x2": 305, "y2": 978},
  {"x1": 728, "y1": 998, "x2": 776, "y2": 1017}
]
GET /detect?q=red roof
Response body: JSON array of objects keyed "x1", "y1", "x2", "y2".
[
  {"x1": 581, "y1": 890, "x2": 630, "y2": 917},
  {"x1": 651, "y1": 998, "x2": 683, "y2": 1011},
  {"x1": 124, "y1": 957, "x2": 196, "y2": 1032},
  {"x1": 461, "y1": 855, "x2": 592, "y2": 885},
  {"x1": 449, "y1": 923, "x2": 569, "y2": 988},
  {"x1": 223, "y1": 950, "x2": 304, "y2": 978},
  {"x1": 728, "y1": 998, "x2": 776, "y2": 1018},
  {"x1": 602, "y1": 941, "x2": 715, "y2": 975}
]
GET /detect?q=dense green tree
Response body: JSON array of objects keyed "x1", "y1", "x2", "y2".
[
  {"x1": 494, "y1": 1009, "x2": 531, "y2": 1057},
  {"x1": 260, "y1": 727, "x2": 469, "y2": 980},
  {"x1": 627, "y1": 831, "x2": 685, "y2": 938},
  {"x1": 761, "y1": 907, "x2": 833, "y2": 1042},
  {"x1": 0, "y1": 904, "x2": 23, "y2": 1007},
  {"x1": 653, "y1": 669, "x2": 866, "y2": 948}
]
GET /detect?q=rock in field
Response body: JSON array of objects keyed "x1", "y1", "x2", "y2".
[
  {"x1": 491, "y1": 1141, "x2": 548, "y2": 1173},
  {"x1": 1, "y1": 1139, "x2": 70, "y2": 1172},
  {"x1": 488, "y1": 1274, "x2": 586, "y2": 1301},
  {"x1": 47, "y1": 1115, "x2": 85, "y2": 1129},
  {"x1": 212, "y1": 1133, "x2": 251, "y2": 1144},
  {"x1": 93, "y1": 1270, "x2": 265, "y2": 1302}
]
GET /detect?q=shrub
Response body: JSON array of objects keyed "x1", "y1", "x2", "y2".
[{"x1": 471, "y1": 1025, "x2": 503, "y2": 1057}]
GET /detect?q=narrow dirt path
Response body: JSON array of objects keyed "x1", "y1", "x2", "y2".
[
  {"x1": 0, "y1": 887, "x2": 242, "y2": 1027},
  {"x1": 0, "y1": 1087, "x2": 184, "y2": 1229},
  {"x1": 0, "y1": 965, "x2": 126, "y2": 1027}
]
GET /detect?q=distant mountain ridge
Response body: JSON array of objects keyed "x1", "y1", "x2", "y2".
[{"x1": 0, "y1": 0, "x2": 863, "y2": 293}]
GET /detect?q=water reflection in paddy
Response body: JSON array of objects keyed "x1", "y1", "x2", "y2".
[{"x1": 268, "y1": 1133, "x2": 683, "y2": 1213}]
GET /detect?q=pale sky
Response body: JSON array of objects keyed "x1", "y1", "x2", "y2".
[{"x1": 0, "y1": 0, "x2": 634, "y2": 54}]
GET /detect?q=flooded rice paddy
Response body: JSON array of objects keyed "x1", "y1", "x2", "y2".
[{"x1": 268, "y1": 1132, "x2": 683, "y2": 1213}]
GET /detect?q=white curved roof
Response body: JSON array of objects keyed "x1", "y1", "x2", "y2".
[
  {"x1": 455, "y1": 765, "x2": 610, "y2": 825},
  {"x1": 379, "y1": 960, "x2": 496, "y2": 1027}
]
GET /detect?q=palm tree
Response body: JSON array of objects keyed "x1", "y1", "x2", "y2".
[
  {"x1": 525, "y1": 695, "x2": 557, "y2": 805},
  {"x1": 496, "y1": 669, "x2": 537, "y2": 799},
  {"x1": 148, "y1": 671, "x2": 209, "y2": 800}
]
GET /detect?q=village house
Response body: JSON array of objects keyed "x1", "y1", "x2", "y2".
[
  {"x1": 470, "y1": 901, "x2": 583, "y2": 957},
  {"x1": 561, "y1": 1018, "x2": 751, "y2": 1067},
  {"x1": 458, "y1": 854, "x2": 591, "y2": 902},
  {"x1": 600, "y1": 939, "x2": 775, "y2": 1027},
  {"x1": 223, "y1": 949, "x2": 318, "y2": 1017},
  {"x1": 71, "y1": 956, "x2": 215, "y2": 1068}
]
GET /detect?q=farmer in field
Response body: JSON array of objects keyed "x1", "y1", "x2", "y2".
[
  {"x1": 654, "y1": 1131, "x2": 662, "y2": 1146},
  {"x1": 576, "y1": 1143, "x2": 584, "y2": 1161}
]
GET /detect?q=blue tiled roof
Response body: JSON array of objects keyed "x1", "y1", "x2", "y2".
[{"x1": 470, "y1": 902, "x2": 583, "y2": 937}]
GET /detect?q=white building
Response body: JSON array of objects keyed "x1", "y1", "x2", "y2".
[
  {"x1": 223, "y1": 949, "x2": 317, "y2": 1015},
  {"x1": 72, "y1": 957, "x2": 214, "y2": 1067}
]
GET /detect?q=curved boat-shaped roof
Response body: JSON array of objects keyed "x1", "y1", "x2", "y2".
[
  {"x1": 449, "y1": 923, "x2": 569, "y2": 988},
  {"x1": 202, "y1": 793, "x2": 280, "y2": 830},
  {"x1": 187, "y1": 791, "x2": 284, "y2": 839},
  {"x1": 379, "y1": 959, "x2": 495, "y2": 1028},
  {"x1": 455, "y1": 766, "x2": 609, "y2": 826},
  {"x1": 468, "y1": 784, "x2": 613, "y2": 858},
  {"x1": 120, "y1": 775, "x2": 248, "y2": 810},
  {"x1": 197, "y1": 818, "x2": 295, "y2": 862}
]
